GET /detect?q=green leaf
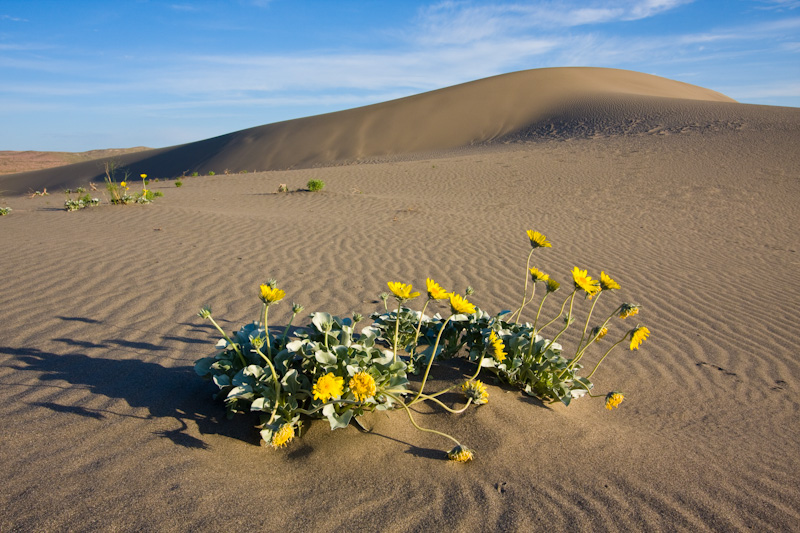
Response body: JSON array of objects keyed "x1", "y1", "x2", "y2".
[
  {"x1": 315, "y1": 349, "x2": 337, "y2": 365},
  {"x1": 194, "y1": 357, "x2": 215, "y2": 377}
]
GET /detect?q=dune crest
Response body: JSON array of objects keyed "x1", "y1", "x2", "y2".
[{"x1": 0, "y1": 67, "x2": 739, "y2": 195}]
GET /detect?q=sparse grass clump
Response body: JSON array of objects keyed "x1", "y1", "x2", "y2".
[
  {"x1": 195, "y1": 230, "x2": 650, "y2": 461},
  {"x1": 307, "y1": 179, "x2": 325, "y2": 192}
]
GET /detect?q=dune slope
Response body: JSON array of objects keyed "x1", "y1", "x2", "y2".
[{"x1": 0, "y1": 67, "x2": 737, "y2": 195}]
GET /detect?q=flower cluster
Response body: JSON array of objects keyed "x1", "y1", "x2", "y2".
[{"x1": 196, "y1": 230, "x2": 650, "y2": 462}]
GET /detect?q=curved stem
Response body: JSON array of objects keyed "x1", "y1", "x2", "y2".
[
  {"x1": 541, "y1": 290, "x2": 577, "y2": 356},
  {"x1": 281, "y1": 312, "x2": 298, "y2": 347},
  {"x1": 416, "y1": 393, "x2": 473, "y2": 414},
  {"x1": 263, "y1": 304, "x2": 272, "y2": 359},
  {"x1": 206, "y1": 315, "x2": 246, "y2": 367},
  {"x1": 410, "y1": 299, "x2": 431, "y2": 359},
  {"x1": 585, "y1": 336, "x2": 627, "y2": 380},
  {"x1": 511, "y1": 248, "x2": 535, "y2": 324},
  {"x1": 576, "y1": 292, "x2": 603, "y2": 355},
  {"x1": 392, "y1": 301, "x2": 402, "y2": 364},
  {"x1": 254, "y1": 345, "x2": 281, "y2": 424},
  {"x1": 386, "y1": 392, "x2": 461, "y2": 447},
  {"x1": 569, "y1": 305, "x2": 624, "y2": 370},
  {"x1": 537, "y1": 291, "x2": 574, "y2": 335},
  {"x1": 531, "y1": 291, "x2": 549, "y2": 335},
  {"x1": 410, "y1": 315, "x2": 453, "y2": 403},
  {"x1": 409, "y1": 352, "x2": 485, "y2": 405}
]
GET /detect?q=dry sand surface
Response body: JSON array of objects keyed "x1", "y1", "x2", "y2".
[
  {"x1": 0, "y1": 147, "x2": 149, "y2": 177},
  {"x1": 1, "y1": 68, "x2": 799, "y2": 531}
]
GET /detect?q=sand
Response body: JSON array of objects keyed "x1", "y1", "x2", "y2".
[{"x1": 1, "y1": 67, "x2": 799, "y2": 531}]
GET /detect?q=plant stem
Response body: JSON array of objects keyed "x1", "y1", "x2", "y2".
[
  {"x1": 410, "y1": 315, "x2": 453, "y2": 404},
  {"x1": 263, "y1": 304, "x2": 272, "y2": 359},
  {"x1": 537, "y1": 290, "x2": 574, "y2": 335},
  {"x1": 386, "y1": 392, "x2": 461, "y2": 447},
  {"x1": 409, "y1": 299, "x2": 431, "y2": 360},
  {"x1": 206, "y1": 315, "x2": 246, "y2": 367},
  {"x1": 576, "y1": 292, "x2": 603, "y2": 354},
  {"x1": 254, "y1": 345, "x2": 282, "y2": 424},
  {"x1": 392, "y1": 301, "x2": 403, "y2": 364},
  {"x1": 415, "y1": 394, "x2": 473, "y2": 413},
  {"x1": 409, "y1": 352, "x2": 485, "y2": 405},
  {"x1": 281, "y1": 312, "x2": 298, "y2": 347},
  {"x1": 511, "y1": 248, "x2": 535, "y2": 324},
  {"x1": 540, "y1": 290, "x2": 577, "y2": 357},
  {"x1": 585, "y1": 336, "x2": 627, "y2": 379}
]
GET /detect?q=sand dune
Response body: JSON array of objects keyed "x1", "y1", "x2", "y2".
[
  {"x1": 1, "y1": 67, "x2": 738, "y2": 196},
  {"x1": 1, "y1": 68, "x2": 799, "y2": 531}
]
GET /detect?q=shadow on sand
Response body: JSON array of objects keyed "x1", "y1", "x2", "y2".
[{"x1": 2, "y1": 345, "x2": 258, "y2": 449}]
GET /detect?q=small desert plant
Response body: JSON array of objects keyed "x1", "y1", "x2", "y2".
[
  {"x1": 208, "y1": 171, "x2": 216, "y2": 176},
  {"x1": 175, "y1": 180, "x2": 183, "y2": 187},
  {"x1": 0, "y1": 207, "x2": 11, "y2": 216},
  {"x1": 29, "y1": 188, "x2": 49, "y2": 197},
  {"x1": 195, "y1": 230, "x2": 650, "y2": 461},
  {"x1": 106, "y1": 172, "x2": 162, "y2": 205},
  {"x1": 64, "y1": 187, "x2": 100, "y2": 211},
  {"x1": 307, "y1": 179, "x2": 325, "y2": 192},
  {"x1": 191, "y1": 172, "x2": 199, "y2": 177},
  {"x1": 277, "y1": 183, "x2": 288, "y2": 193}
]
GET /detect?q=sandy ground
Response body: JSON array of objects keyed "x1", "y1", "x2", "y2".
[{"x1": 1, "y1": 68, "x2": 799, "y2": 531}]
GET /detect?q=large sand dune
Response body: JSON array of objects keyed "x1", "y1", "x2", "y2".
[
  {"x1": 1, "y1": 67, "x2": 739, "y2": 195},
  {"x1": 1, "y1": 68, "x2": 799, "y2": 531}
]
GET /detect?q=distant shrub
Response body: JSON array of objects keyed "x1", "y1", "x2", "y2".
[
  {"x1": 307, "y1": 179, "x2": 325, "y2": 192},
  {"x1": 208, "y1": 171, "x2": 216, "y2": 176},
  {"x1": 191, "y1": 172, "x2": 199, "y2": 177},
  {"x1": 277, "y1": 183, "x2": 288, "y2": 193},
  {"x1": 0, "y1": 207, "x2": 11, "y2": 216},
  {"x1": 175, "y1": 180, "x2": 183, "y2": 187},
  {"x1": 64, "y1": 189, "x2": 100, "y2": 211}
]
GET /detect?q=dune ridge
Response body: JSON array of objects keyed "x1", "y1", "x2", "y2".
[{"x1": 1, "y1": 67, "x2": 739, "y2": 196}]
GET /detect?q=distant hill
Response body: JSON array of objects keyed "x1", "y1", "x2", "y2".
[
  {"x1": 0, "y1": 147, "x2": 150, "y2": 177},
  {"x1": 0, "y1": 67, "x2": 747, "y2": 195}
]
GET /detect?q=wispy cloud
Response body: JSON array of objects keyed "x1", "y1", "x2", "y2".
[{"x1": 1, "y1": 14, "x2": 28, "y2": 22}]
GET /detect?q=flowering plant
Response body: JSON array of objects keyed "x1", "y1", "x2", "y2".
[{"x1": 195, "y1": 232, "x2": 649, "y2": 461}]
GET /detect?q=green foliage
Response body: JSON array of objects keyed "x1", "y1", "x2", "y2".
[
  {"x1": 306, "y1": 179, "x2": 325, "y2": 192},
  {"x1": 64, "y1": 189, "x2": 100, "y2": 211},
  {"x1": 208, "y1": 171, "x2": 216, "y2": 176},
  {"x1": 0, "y1": 207, "x2": 11, "y2": 216},
  {"x1": 191, "y1": 172, "x2": 199, "y2": 177},
  {"x1": 175, "y1": 180, "x2": 183, "y2": 187},
  {"x1": 195, "y1": 231, "x2": 650, "y2": 459}
]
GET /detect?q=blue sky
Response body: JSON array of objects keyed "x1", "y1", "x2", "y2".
[{"x1": 1, "y1": 0, "x2": 798, "y2": 152}]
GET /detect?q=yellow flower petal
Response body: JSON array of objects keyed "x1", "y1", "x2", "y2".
[
  {"x1": 312, "y1": 372, "x2": 344, "y2": 402},
  {"x1": 449, "y1": 293, "x2": 476, "y2": 315},
  {"x1": 387, "y1": 281, "x2": 420, "y2": 301},
  {"x1": 526, "y1": 230, "x2": 552, "y2": 249},
  {"x1": 630, "y1": 326, "x2": 650, "y2": 350},
  {"x1": 425, "y1": 278, "x2": 449, "y2": 300}
]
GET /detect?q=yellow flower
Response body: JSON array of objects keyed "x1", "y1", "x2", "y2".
[
  {"x1": 271, "y1": 423, "x2": 295, "y2": 448},
  {"x1": 600, "y1": 271, "x2": 621, "y2": 291},
  {"x1": 387, "y1": 281, "x2": 420, "y2": 302},
  {"x1": 140, "y1": 173, "x2": 147, "y2": 179},
  {"x1": 312, "y1": 372, "x2": 344, "y2": 402},
  {"x1": 488, "y1": 331, "x2": 507, "y2": 362},
  {"x1": 461, "y1": 380, "x2": 489, "y2": 405},
  {"x1": 349, "y1": 371, "x2": 377, "y2": 402},
  {"x1": 526, "y1": 230, "x2": 552, "y2": 249},
  {"x1": 593, "y1": 326, "x2": 609, "y2": 339},
  {"x1": 120, "y1": 181, "x2": 127, "y2": 188},
  {"x1": 571, "y1": 267, "x2": 601, "y2": 297},
  {"x1": 447, "y1": 445, "x2": 474, "y2": 463},
  {"x1": 605, "y1": 392, "x2": 624, "y2": 410},
  {"x1": 259, "y1": 284, "x2": 286, "y2": 304},
  {"x1": 545, "y1": 278, "x2": 560, "y2": 293},
  {"x1": 449, "y1": 293, "x2": 476, "y2": 315},
  {"x1": 630, "y1": 326, "x2": 650, "y2": 350},
  {"x1": 529, "y1": 267, "x2": 549, "y2": 282},
  {"x1": 619, "y1": 303, "x2": 641, "y2": 319},
  {"x1": 426, "y1": 278, "x2": 449, "y2": 300}
]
